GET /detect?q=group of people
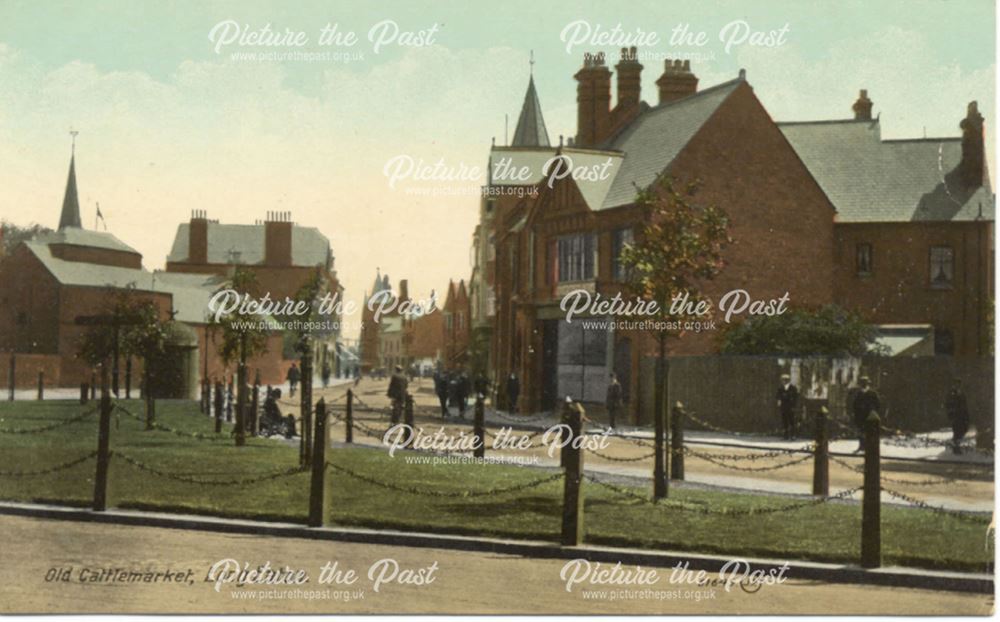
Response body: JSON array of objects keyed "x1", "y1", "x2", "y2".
[
  {"x1": 776, "y1": 373, "x2": 971, "y2": 454},
  {"x1": 431, "y1": 369, "x2": 478, "y2": 419}
]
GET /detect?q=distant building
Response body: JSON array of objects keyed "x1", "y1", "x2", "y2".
[
  {"x1": 164, "y1": 210, "x2": 343, "y2": 382},
  {"x1": 0, "y1": 147, "x2": 228, "y2": 392}
]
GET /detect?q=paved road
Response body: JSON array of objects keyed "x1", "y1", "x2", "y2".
[{"x1": 0, "y1": 514, "x2": 991, "y2": 615}]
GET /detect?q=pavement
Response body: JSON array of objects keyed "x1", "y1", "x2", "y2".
[{"x1": 0, "y1": 511, "x2": 993, "y2": 614}]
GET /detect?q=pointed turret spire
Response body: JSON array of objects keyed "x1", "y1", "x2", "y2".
[
  {"x1": 58, "y1": 131, "x2": 82, "y2": 229},
  {"x1": 511, "y1": 56, "x2": 550, "y2": 147}
]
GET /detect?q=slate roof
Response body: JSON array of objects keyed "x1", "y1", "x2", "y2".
[
  {"x1": 779, "y1": 119, "x2": 995, "y2": 222},
  {"x1": 600, "y1": 78, "x2": 742, "y2": 209},
  {"x1": 25, "y1": 241, "x2": 221, "y2": 324},
  {"x1": 36, "y1": 228, "x2": 140, "y2": 255},
  {"x1": 511, "y1": 76, "x2": 551, "y2": 147},
  {"x1": 167, "y1": 222, "x2": 331, "y2": 267}
]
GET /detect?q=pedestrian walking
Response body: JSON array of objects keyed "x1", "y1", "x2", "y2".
[
  {"x1": 506, "y1": 372, "x2": 520, "y2": 414},
  {"x1": 457, "y1": 372, "x2": 471, "y2": 419},
  {"x1": 286, "y1": 363, "x2": 301, "y2": 398},
  {"x1": 387, "y1": 365, "x2": 408, "y2": 424},
  {"x1": 434, "y1": 369, "x2": 450, "y2": 418},
  {"x1": 945, "y1": 377, "x2": 970, "y2": 454},
  {"x1": 605, "y1": 373, "x2": 623, "y2": 429},
  {"x1": 321, "y1": 361, "x2": 331, "y2": 388},
  {"x1": 776, "y1": 373, "x2": 799, "y2": 439},
  {"x1": 851, "y1": 376, "x2": 881, "y2": 452}
]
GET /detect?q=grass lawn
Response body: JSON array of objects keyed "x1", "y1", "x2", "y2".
[{"x1": 0, "y1": 399, "x2": 991, "y2": 573}]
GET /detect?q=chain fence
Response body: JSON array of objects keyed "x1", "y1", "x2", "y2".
[
  {"x1": 881, "y1": 487, "x2": 991, "y2": 524},
  {"x1": 326, "y1": 461, "x2": 562, "y2": 498},
  {"x1": 0, "y1": 451, "x2": 98, "y2": 477},
  {"x1": 0, "y1": 407, "x2": 98, "y2": 435},
  {"x1": 115, "y1": 451, "x2": 308, "y2": 486}
]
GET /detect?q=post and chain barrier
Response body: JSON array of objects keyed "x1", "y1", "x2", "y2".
[
  {"x1": 0, "y1": 452, "x2": 98, "y2": 477},
  {"x1": 828, "y1": 454, "x2": 960, "y2": 487},
  {"x1": 115, "y1": 452, "x2": 308, "y2": 486},
  {"x1": 0, "y1": 407, "x2": 98, "y2": 434},
  {"x1": 880, "y1": 487, "x2": 991, "y2": 524},
  {"x1": 325, "y1": 461, "x2": 562, "y2": 498}
]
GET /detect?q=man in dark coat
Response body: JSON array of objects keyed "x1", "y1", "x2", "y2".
[
  {"x1": 434, "y1": 370, "x2": 450, "y2": 418},
  {"x1": 945, "y1": 378, "x2": 970, "y2": 454},
  {"x1": 776, "y1": 373, "x2": 799, "y2": 440},
  {"x1": 387, "y1": 365, "x2": 408, "y2": 424},
  {"x1": 605, "y1": 373, "x2": 623, "y2": 429},
  {"x1": 852, "y1": 376, "x2": 881, "y2": 452},
  {"x1": 456, "y1": 373, "x2": 471, "y2": 419},
  {"x1": 321, "y1": 362, "x2": 331, "y2": 388},
  {"x1": 506, "y1": 373, "x2": 520, "y2": 414},
  {"x1": 287, "y1": 363, "x2": 301, "y2": 398}
]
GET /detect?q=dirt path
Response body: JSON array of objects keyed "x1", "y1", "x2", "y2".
[{"x1": 0, "y1": 514, "x2": 991, "y2": 614}]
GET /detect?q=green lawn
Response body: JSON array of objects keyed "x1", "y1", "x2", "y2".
[{"x1": 0, "y1": 399, "x2": 991, "y2": 573}]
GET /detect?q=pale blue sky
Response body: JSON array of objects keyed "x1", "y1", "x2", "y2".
[{"x1": 0, "y1": 0, "x2": 994, "y2": 337}]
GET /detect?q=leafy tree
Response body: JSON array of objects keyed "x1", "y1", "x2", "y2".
[
  {"x1": 1, "y1": 220, "x2": 53, "y2": 256},
  {"x1": 619, "y1": 177, "x2": 730, "y2": 499},
  {"x1": 77, "y1": 285, "x2": 169, "y2": 427},
  {"x1": 719, "y1": 305, "x2": 885, "y2": 357},
  {"x1": 218, "y1": 267, "x2": 270, "y2": 446}
]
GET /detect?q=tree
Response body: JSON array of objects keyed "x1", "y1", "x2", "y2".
[
  {"x1": 218, "y1": 267, "x2": 270, "y2": 447},
  {"x1": 77, "y1": 285, "x2": 169, "y2": 427},
  {"x1": 290, "y1": 268, "x2": 328, "y2": 465},
  {"x1": 1, "y1": 221, "x2": 53, "y2": 256},
  {"x1": 719, "y1": 305, "x2": 885, "y2": 356},
  {"x1": 619, "y1": 177, "x2": 730, "y2": 499}
]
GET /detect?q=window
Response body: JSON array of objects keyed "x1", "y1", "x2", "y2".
[
  {"x1": 613, "y1": 228, "x2": 635, "y2": 281},
  {"x1": 856, "y1": 243, "x2": 872, "y2": 276},
  {"x1": 929, "y1": 246, "x2": 954, "y2": 288},
  {"x1": 557, "y1": 234, "x2": 596, "y2": 283}
]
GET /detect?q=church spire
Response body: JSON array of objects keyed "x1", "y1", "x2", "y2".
[
  {"x1": 511, "y1": 53, "x2": 550, "y2": 147},
  {"x1": 58, "y1": 131, "x2": 82, "y2": 230}
]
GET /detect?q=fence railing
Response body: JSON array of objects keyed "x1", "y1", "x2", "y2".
[{"x1": 0, "y1": 383, "x2": 992, "y2": 570}]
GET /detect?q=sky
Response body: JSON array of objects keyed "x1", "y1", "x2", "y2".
[{"x1": 0, "y1": 0, "x2": 995, "y2": 339}]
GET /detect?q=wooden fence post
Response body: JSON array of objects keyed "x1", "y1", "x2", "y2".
[
  {"x1": 812, "y1": 406, "x2": 829, "y2": 496},
  {"x1": 861, "y1": 411, "x2": 881, "y2": 568},
  {"x1": 345, "y1": 389, "x2": 354, "y2": 443},
  {"x1": 93, "y1": 364, "x2": 112, "y2": 512},
  {"x1": 561, "y1": 398, "x2": 585, "y2": 546},
  {"x1": 213, "y1": 381, "x2": 223, "y2": 434},
  {"x1": 90, "y1": 371, "x2": 96, "y2": 400},
  {"x1": 124, "y1": 357, "x2": 132, "y2": 400},
  {"x1": 37, "y1": 371, "x2": 44, "y2": 401},
  {"x1": 670, "y1": 402, "x2": 684, "y2": 480},
  {"x1": 7, "y1": 353, "x2": 14, "y2": 401},
  {"x1": 308, "y1": 398, "x2": 330, "y2": 527},
  {"x1": 403, "y1": 393, "x2": 415, "y2": 449},
  {"x1": 474, "y1": 394, "x2": 486, "y2": 459}
]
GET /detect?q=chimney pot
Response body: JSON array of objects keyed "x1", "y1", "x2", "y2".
[
  {"x1": 655, "y1": 58, "x2": 699, "y2": 104},
  {"x1": 853, "y1": 89, "x2": 873, "y2": 121}
]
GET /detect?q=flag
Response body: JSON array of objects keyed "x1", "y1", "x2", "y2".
[{"x1": 95, "y1": 203, "x2": 106, "y2": 231}]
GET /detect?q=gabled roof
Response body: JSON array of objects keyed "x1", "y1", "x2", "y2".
[
  {"x1": 511, "y1": 76, "x2": 550, "y2": 147},
  {"x1": 58, "y1": 153, "x2": 82, "y2": 230},
  {"x1": 600, "y1": 78, "x2": 743, "y2": 209},
  {"x1": 779, "y1": 119, "x2": 995, "y2": 222},
  {"x1": 167, "y1": 222, "x2": 331, "y2": 267},
  {"x1": 23, "y1": 241, "x2": 221, "y2": 324}
]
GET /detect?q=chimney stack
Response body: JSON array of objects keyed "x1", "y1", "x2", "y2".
[
  {"x1": 264, "y1": 210, "x2": 293, "y2": 267},
  {"x1": 655, "y1": 59, "x2": 698, "y2": 104},
  {"x1": 574, "y1": 52, "x2": 612, "y2": 148},
  {"x1": 960, "y1": 101, "x2": 986, "y2": 188},
  {"x1": 398, "y1": 279, "x2": 409, "y2": 304},
  {"x1": 615, "y1": 46, "x2": 643, "y2": 109},
  {"x1": 853, "y1": 89, "x2": 873, "y2": 121},
  {"x1": 188, "y1": 209, "x2": 208, "y2": 264}
]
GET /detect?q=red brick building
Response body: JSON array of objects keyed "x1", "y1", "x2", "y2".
[
  {"x1": 164, "y1": 210, "x2": 343, "y2": 383},
  {"x1": 485, "y1": 50, "x2": 992, "y2": 417}
]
